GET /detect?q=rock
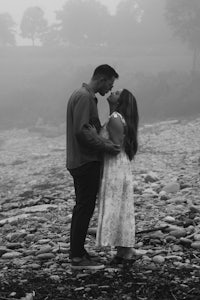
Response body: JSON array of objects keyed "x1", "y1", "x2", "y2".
[
  {"x1": 0, "y1": 215, "x2": 30, "y2": 226},
  {"x1": 50, "y1": 275, "x2": 60, "y2": 281},
  {"x1": 144, "y1": 172, "x2": 159, "y2": 183},
  {"x1": 165, "y1": 255, "x2": 182, "y2": 261},
  {"x1": 159, "y1": 191, "x2": 168, "y2": 200},
  {"x1": 37, "y1": 239, "x2": 51, "y2": 244},
  {"x1": 189, "y1": 205, "x2": 200, "y2": 214},
  {"x1": 165, "y1": 235, "x2": 177, "y2": 243},
  {"x1": 142, "y1": 188, "x2": 158, "y2": 197},
  {"x1": 6, "y1": 242, "x2": 22, "y2": 249},
  {"x1": 171, "y1": 245, "x2": 183, "y2": 252},
  {"x1": 0, "y1": 246, "x2": 8, "y2": 256},
  {"x1": 179, "y1": 237, "x2": 192, "y2": 246},
  {"x1": 27, "y1": 263, "x2": 41, "y2": 269},
  {"x1": 191, "y1": 241, "x2": 200, "y2": 249},
  {"x1": 36, "y1": 253, "x2": 55, "y2": 260},
  {"x1": 36, "y1": 245, "x2": 52, "y2": 255},
  {"x1": 162, "y1": 182, "x2": 180, "y2": 194},
  {"x1": 165, "y1": 225, "x2": 183, "y2": 232},
  {"x1": 23, "y1": 204, "x2": 58, "y2": 213},
  {"x1": 166, "y1": 197, "x2": 186, "y2": 204},
  {"x1": 164, "y1": 216, "x2": 176, "y2": 223},
  {"x1": 152, "y1": 255, "x2": 165, "y2": 263},
  {"x1": 194, "y1": 234, "x2": 200, "y2": 241},
  {"x1": 134, "y1": 249, "x2": 148, "y2": 256},
  {"x1": 2, "y1": 251, "x2": 23, "y2": 259},
  {"x1": 170, "y1": 228, "x2": 187, "y2": 238}
]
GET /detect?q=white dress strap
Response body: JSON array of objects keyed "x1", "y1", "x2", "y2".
[{"x1": 109, "y1": 112, "x2": 126, "y2": 126}]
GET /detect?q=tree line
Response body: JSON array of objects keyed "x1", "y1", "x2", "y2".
[{"x1": 0, "y1": 0, "x2": 200, "y2": 71}]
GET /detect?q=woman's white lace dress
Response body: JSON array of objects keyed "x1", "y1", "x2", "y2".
[{"x1": 96, "y1": 112, "x2": 135, "y2": 247}]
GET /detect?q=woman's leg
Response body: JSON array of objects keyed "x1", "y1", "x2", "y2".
[{"x1": 116, "y1": 246, "x2": 135, "y2": 259}]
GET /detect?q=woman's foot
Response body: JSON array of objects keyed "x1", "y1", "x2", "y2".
[
  {"x1": 110, "y1": 255, "x2": 124, "y2": 266},
  {"x1": 116, "y1": 247, "x2": 136, "y2": 260}
]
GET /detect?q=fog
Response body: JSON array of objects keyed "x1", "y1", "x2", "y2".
[{"x1": 0, "y1": 0, "x2": 200, "y2": 129}]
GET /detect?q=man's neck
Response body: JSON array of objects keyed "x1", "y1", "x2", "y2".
[{"x1": 87, "y1": 80, "x2": 98, "y2": 94}]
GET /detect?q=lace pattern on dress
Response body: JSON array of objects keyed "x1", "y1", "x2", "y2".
[{"x1": 109, "y1": 112, "x2": 126, "y2": 126}]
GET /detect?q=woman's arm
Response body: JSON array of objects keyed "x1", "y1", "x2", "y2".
[{"x1": 107, "y1": 113, "x2": 124, "y2": 146}]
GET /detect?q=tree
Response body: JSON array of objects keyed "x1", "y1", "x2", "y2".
[
  {"x1": 20, "y1": 7, "x2": 48, "y2": 46},
  {"x1": 0, "y1": 13, "x2": 16, "y2": 46},
  {"x1": 110, "y1": 0, "x2": 141, "y2": 46},
  {"x1": 165, "y1": 0, "x2": 200, "y2": 73},
  {"x1": 40, "y1": 24, "x2": 63, "y2": 46},
  {"x1": 136, "y1": 0, "x2": 172, "y2": 46},
  {"x1": 56, "y1": 0, "x2": 110, "y2": 46}
]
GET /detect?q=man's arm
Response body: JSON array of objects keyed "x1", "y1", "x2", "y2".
[{"x1": 73, "y1": 95, "x2": 120, "y2": 154}]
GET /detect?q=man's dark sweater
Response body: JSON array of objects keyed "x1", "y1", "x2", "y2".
[{"x1": 66, "y1": 83, "x2": 109, "y2": 170}]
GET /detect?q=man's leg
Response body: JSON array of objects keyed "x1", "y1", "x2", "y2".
[{"x1": 69, "y1": 161, "x2": 101, "y2": 259}]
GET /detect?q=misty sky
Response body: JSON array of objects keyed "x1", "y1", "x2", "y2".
[{"x1": 0, "y1": 0, "x2": 122, "y2": 24}]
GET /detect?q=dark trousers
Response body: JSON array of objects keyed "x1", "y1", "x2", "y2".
[{"x1": 69, "y1": 161, "x2": 101, "y2": 258}]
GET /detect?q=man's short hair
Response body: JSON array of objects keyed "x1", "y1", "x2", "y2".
[{"x1": 92, "y1": 64, "x2": 119, "y2": 80}]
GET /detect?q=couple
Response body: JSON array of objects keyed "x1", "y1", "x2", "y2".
[{"x1": 66, "y1": 64, "x2": 139, "y2": 270}]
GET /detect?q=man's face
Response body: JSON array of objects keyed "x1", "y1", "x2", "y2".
[{"x1": 98, "y1": 76, "x2": 115, "y2": 96}]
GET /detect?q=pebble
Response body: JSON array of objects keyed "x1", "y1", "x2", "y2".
[
  {"x1": 144, "y1": 172, "x2": 159, "y2": 183},
  {"x1": 194, "y1": 234, "x2": 200, "y2": 241},
  {"x1": 36, "y1": 245, "x2": 52, "y2": 254},
  {"x1": 179, "y1": 237, "x2": 192, "y2": 246},
  {"x1": 170, "y1": 229, "x2": 187, "y2": 238},
  {"x1": 163, "y1": 182, "x2": 180, "y2": 194},
  {"x1": 2, "y1": 251, "x2": 23, "y2": 259},
  {"x1": 191, "y1": 241, "x2": 200, "y2": 249},
  {"x1": 163, "y1": 216, "x2": 176, "y2": 223},
  {"x1": 152, "y1": 255, "x2": 165, "y2": 263},
  {"x1": 36, "y1": 253, "x2": 55, "y2": 260}
]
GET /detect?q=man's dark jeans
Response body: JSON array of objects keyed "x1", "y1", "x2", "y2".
[{"x1": 69, "y1": 161, "x2": 101, "y2": 258}]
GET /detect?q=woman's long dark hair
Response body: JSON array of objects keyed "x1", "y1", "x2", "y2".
[{"x1": 115, "y1": 89, "x2": 139, "y2": 160}]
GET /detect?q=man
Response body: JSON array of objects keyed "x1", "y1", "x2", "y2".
[{"x1": 66, "y1": 64, "x2": 120, "y2": 270}]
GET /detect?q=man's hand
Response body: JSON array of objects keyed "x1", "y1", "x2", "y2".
[
  {"x1": 105, "y1": 140, "x2": 121, "y2": 155},
  {"x1": 87, "y1": 124, "x2": 97, "y2": 134}
]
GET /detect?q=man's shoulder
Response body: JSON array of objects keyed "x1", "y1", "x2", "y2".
[{"x1": 70, "y1": 85, "x2": 91, "y2": 101}]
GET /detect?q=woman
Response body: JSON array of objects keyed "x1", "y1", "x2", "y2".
[{"x1": 96, "y1": 88, "x2": 139, "y2": 264}]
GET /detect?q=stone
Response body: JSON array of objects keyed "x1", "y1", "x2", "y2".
[
  {"x1": 189, "y1": 205, "x2": 200, "y2": 213},
  {"x1": 27, "y1": 263, "x2": 41, "y2": 269},
  {"x1": 0, "y1": 246, "x2": 8, "y2": 256},
  {"x1": 164, "y1": 216, "x2": 176, "y2": 223},
  {"x1": 0, "y1": 215, "x2": 30, "y2": 226},
  {"x1": 162, "y1": 182, "x2": 180, "y2": 194},
  {"x1": 2, "y1": 251, "x2": 23, "y2": 259},
  {"x1": 179, "y1": 237, "x2": 192, "y2": 246},
  {"x1": 194, "y1": 234, "x2": 200, "y2": 241},
  {"x1": 37, "y1": 245, "x2": 52, "y2": 255},
  {"x1": 6, "y1": 243, "x2": 22, "y2": 249},
  {"x1": 36, "y1": 253, "x2": 55, "y2": 260},
  {"x1": 144, "y1": 172, "x2": 159, "y2": 183},
  {"x1": 191, "y1": 241, "x2": 200, "y2": 249},
  {"x1": 165, "y1": 235, "x2": 177, "y2": 243},
  {"x1": 170, "y1": 228, "x2": 187, "y2": 238},
  {"x1": 152, "y1": 255, "x2": 165, "y2": 263},
  {"x1": 159, "y1": 191, "x2": 168, "y2": 200}
]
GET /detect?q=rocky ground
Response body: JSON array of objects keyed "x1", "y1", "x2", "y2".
[{"x1": 0, "y1": 117, "x2": 200, "y2": 300}]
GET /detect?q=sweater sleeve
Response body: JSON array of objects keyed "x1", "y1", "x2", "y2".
[{"x1": 73, "y1": 95, "x2": 109, "y2": 152}]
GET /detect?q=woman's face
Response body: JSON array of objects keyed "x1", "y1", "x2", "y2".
[{"x1": 107, "y1": 90, "x2": 122, "y2": 105}]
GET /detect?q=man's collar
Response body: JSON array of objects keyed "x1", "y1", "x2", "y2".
[{"x1": 82, "y1": 83, "x2": 96, "y2": 99}]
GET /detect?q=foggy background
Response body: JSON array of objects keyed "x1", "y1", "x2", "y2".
[{"x1": 0, "y1": 0, "x2": 200, "y2": 129}]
